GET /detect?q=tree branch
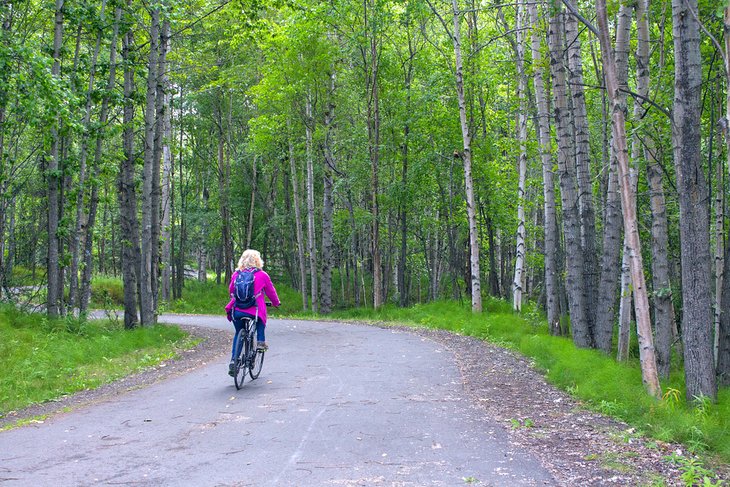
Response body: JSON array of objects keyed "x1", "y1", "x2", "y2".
[{"x1": 561, "y1": 0, "x2": 599, "y2": 37}]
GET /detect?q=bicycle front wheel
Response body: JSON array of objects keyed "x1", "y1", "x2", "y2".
[{"x1": 249, "y1": 349, "x2": 265, "y2": 380}]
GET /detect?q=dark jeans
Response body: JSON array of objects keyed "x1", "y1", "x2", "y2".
[{"x1": 230, "y1": 309, "x2": 265, "y2": 360}]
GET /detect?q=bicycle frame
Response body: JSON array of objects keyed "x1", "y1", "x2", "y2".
[{"x1": 232, "y1": 306, "x2": 264, "y2": 389}]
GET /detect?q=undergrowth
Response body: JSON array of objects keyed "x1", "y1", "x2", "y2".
[{"x1": 0, "y1": 304, "x2": 195, "y2": 416}]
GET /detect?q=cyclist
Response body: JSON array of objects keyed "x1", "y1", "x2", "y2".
[{"x1": 225, "y1": 249, "x2": 281, "y2": 376}]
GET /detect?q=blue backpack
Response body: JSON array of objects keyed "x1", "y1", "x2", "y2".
[{"x1": 233, "y1": 269, "x2": 259, "y2": 308}]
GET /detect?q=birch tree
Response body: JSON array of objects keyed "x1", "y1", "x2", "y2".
[
  {"x1": 119, "y1": 0, "x2": 141, "y2": 329},
  {"x1": 288, "y1": 119, "x2": 308, "y2": 309},
  {"x1": 671, "y1": 0, "x2": 717, "y2": 402},
  {"x1": 305, "y1": 93, "x2": 318, "y2": 313},
  {"x1": 529, "y1": 1, "x2": 561, "y2": 334},
  {"x1": 549, "y1": 7, "x2": 591, "y2": 346},
  {"x1": 565, "y1": 13, "x2": 598, "y2": 318},
  {"x1": 80, "y1": 6, "x2": 123, "y2": 314},
  {"x1": 140, "y1": 6, "x2": 160, "y2": 326},
  {"x1": 47, "y1": 0, "x2": 64, "y2": 318},
  {"x1": 512, "y1": 0, "x2": 527, "y2": 312},
  {"x1": 595, "y1": 0, "x2": 661, "y2": 397},
  {"x1": 718, "y1": 6, "x2": 730, "y2": 386},
  {"x1": 426, "y1": 0, "x2": 482, "y2": 312},
  {"x1": 633, "y1": 0, "x2": 675, "y2": 376}
]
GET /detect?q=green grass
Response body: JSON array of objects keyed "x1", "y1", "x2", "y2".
[
  {"x1": 325, "y1": 299, "x2": 730, "y2": 465},
  {"x1": 91, "y1": 276, "x2": 303, "y2": 317},
  {"x1": 0, "y1": 305, "x2": 196, "y2": 416}
]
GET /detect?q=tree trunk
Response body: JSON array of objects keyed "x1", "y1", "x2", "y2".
[
  {"x1": 450, "y1": 0, "x2": 482, "y2": 312},
  {"x1": 549, "y1": 7, "x2": 591, "y2": 347},
  {"x1": 566, "y1": 13, "x2": 598, "y2": 320},
  {"x1": 615, "y1": 2, "x2": 635, "y2": 361},
  {"x1": 119, "y1": 2, "x2": 141, "y2": 329},
  {"x1": 634, "y1": 0, "x2": 675, "y2": 376},
  {"x1": 512, "y1": 0, "x2": 527, "y2": 311},
  {"x1": 288, "y1": 119, "x2": 308, "y2": 309},
  {"x1": 305, "y1": 94, "x2": 318, "y2": 312},
  {"x1": 80, "y1": 5, "x2": 122, "y2": 314},
  {"x1": 246, "y1": 155, "x2": 257, "y2": 249},
  {"x1": 47, "y1": 0, "x2": 64, "y2": 319},
  {"x1": 346, "y1": 193, "x2": 361, "y2": 307},
  {"x1": 198, "y1": 186, "x2": 208, "y2": 282},
  {"x1": 150, "y1": 16, "x2": 169, "y2": 313},
  {"x1": 0, "y1": 1, "x2": 10, "y2": 297},
  {"x1": 596, "y1": 0, "x2": 661, "y2": 397},
  {"x1": 718, "y1": 226, "x2": 730, "y2": 385},
  {"x1": 672, "y1": 0, "x2": 717, "y2": 402},
  {"x1": 594, "y1": 148, "x2": 623, "y2": 352},
  {"x1": 320, "y1": 71, "x2": 336, "y2": 314},
  {"x1": 174, "y1": 86, "x2": 186, "y2": 299},
  {"x1": 160, "y1": 38, "x2": 173, "y2": 303},
  {"x1": 69, "y1": 0, "x2": 106, "y2": 312},
  {"x1": 398, "y1": 25, "x2": 416, "y2": 308},
  {"x1": 589, "y1": 5, "x2": 631, "y2": 357},
  {"x1": 217, "y1": 100, "x2": 232, "y2": 282},
  {"x1": 223, "y1": 92, "x2": 234, "y2": 282},
  {"x1": 529, "y1": 2, "x2": 561, "y2": 333},
  {"x1": 616, "y1": 249, "x2": 632, "y2": 361},
  {"x1": 139, "y1": 7, "x2": 160, "y2": 326},
  {"x1": 718, "y1": 5, "x2": 730, "y2": 386},
  {"x1": 366, "y1": 0, "x2": 383, "y2": 309}
]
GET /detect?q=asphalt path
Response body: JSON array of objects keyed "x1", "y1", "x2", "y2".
[{"x1": 0, "y1": 315, "x2": 556, "y2": 486}]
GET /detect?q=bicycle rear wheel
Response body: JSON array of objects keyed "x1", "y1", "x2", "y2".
[
  {"x1": 249, "y1": 349, "x2": 265, "y2": 380},
  {"x1": 233, "y1": 331, "x2": 249, "y2": 390}
]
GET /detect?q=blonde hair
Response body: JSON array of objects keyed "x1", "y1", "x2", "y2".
[{"x1": 237, "y1": 249, "x2": 263, "y2": 270}]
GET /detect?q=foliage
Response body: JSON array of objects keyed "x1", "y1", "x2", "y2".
[{"x1": 0, "y1": 305, "x2": 195, "y2": 415}]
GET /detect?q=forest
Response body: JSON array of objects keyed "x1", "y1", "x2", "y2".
[{"x1": 1, "y1": 0, "x2": 729, "y2": 404}]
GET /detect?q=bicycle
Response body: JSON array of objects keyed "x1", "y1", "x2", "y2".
[{"x1": 231, "y1": 304, "x2": 268, "y2": 390}]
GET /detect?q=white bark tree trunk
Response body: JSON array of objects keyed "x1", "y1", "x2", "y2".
[
  {"x1": 634, "y1": 0, "x2": 675, "y2": 377},
  {"x1": 550, "y1": 8, "x2": 590, "y2": 346},
  {"x1": 566, "y1": 13, "x2": 598, "y2": 319},
  {"x1": 288, "y1": 119, "x2": 308, "y2": 310},
  {"x1": 596, "y1": 0, "x2": 661, "y2": 398},
  {"x1": 161, "y1": 85, "x2": 173, "y2": 303},
  {"x1": 47, "y1": 0, "x2": 64, "y2": 319},
  {"x1": 512, "y1": 0, "x2": 527, "y2": 311},
  {"x1": 80, "y1": 6, "x2": 123, "y2": 314},
  {"x1": 451, "y1": 0, "x2": 482, "y2": 312},
  {"x1": 246, "y1": 155, "x2": 258, "y2": 249},
  {"x1": 140, "y1": 7, "x2": 160, "y2": 326},
  {"x1": 305, "y1": 94, "x2": 318, "y2": 313},
  {"x1": 529, "y1": 2, "x2": 561, "y2": 334}
]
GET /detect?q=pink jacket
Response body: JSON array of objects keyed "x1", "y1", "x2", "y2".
[{"x1": 225, "y1": 268, "x2": 281, "y2": 324}]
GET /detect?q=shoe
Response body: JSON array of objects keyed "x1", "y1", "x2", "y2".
[
  {"x1": 257, "y1": 341, "x2": 268, "y2": 351},
  {"x1": 228, "y1": 360, "x2": 236, "y2": 376}
]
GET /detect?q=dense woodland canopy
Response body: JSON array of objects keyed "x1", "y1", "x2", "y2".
[{"x1": 1, "y1": 0, "x2": 729, "y2": 401}]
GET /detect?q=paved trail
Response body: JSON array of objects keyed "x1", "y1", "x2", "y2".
[{"x1": 0, "y1": 316, "x2": 555, "y2": 486}]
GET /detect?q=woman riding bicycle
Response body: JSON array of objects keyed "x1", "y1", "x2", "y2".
[{"x1": 225, "y1": 249, "x2": 281, "y2": 376}]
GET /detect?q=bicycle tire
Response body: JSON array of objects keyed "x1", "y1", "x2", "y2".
[
  {"x1": 233, "y1": 330, "x2": 248, "y2": 390},
  {"x1": 249, "y1": 348, "x2": 265, "y2": 380}
]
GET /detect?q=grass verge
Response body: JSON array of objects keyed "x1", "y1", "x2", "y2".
[{"x1": 0, "y1": 305, "x2": 197, "y2": 416}]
